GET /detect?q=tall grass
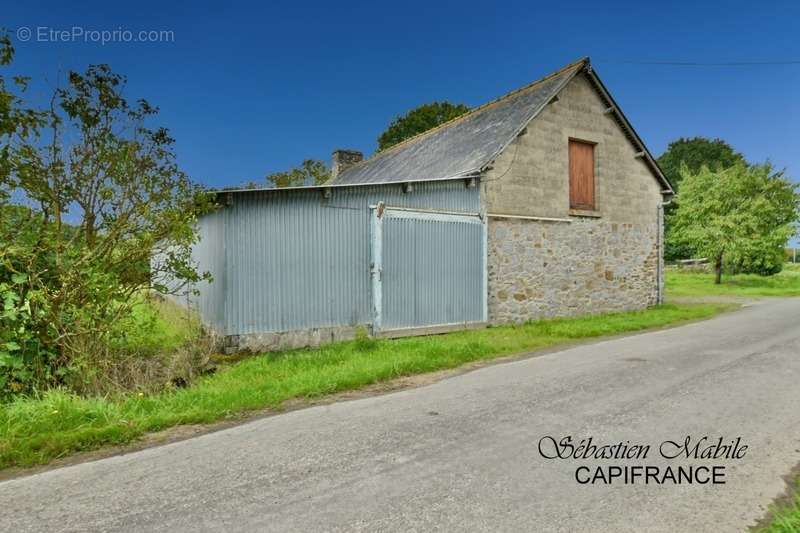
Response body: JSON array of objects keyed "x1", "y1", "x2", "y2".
[
  {"x1": 65, "y1": 295, "x2": 213, "y2": 396},
  {"x1": 0, "y1": 302, "x2": 731, "y2": 469}
]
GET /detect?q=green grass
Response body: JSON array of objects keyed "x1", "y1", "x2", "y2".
[
  {"x1": 110, "y1": 296, "x2": 202, "y2": 355},
  {"x1": 759, "y1": 480, "x2": 800, "y2": 532},
  {"x1": 0, "y1": 302, "x2": 732, "y2": 470},
  {"x1": 666, "y1": 263, "x2": 800, "y2": 297}
]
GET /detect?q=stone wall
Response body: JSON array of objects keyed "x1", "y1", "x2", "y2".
[
  {"x1": 488, "y1": 217, "x2": 659, "y2": 322},
  {"x1": 483, "y1": 72, "x2": 665, "y2": 323}
]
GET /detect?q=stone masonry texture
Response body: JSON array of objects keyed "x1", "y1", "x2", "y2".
[{"x1": 483, "y1": 72, "x2": 664, "y2": 323}]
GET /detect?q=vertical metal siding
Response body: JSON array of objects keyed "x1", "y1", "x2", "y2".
[
  {"x1": 205, "y1": 179, "x2": 479, "y2": 336},
  {"x1": 381, "y1": 213, "x2": 484, "y2": 329},
  {"x1": 176, "y1": 209, "x2": 226, "y2": 334}
]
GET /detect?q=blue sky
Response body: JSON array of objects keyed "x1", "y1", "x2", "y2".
[{"x1": 5, "y1": 1, "x2": 800, "y2": 242}]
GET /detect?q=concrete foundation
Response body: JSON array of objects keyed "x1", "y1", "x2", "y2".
[{"x1": 224, "y1": 326, "x2": 361, "y2": 354}]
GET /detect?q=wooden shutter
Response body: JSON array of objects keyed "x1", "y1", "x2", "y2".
[{"x1": 569, "y1": 140, "x2": 595, "y2": 210}]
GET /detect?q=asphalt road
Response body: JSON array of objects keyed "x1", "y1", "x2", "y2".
[{"x1": 2, "y1": 299, "x2": 800, "y2": 532}]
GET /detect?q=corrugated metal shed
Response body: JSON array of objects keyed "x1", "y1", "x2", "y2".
[
  {"x1": 190, "y1": 179, "x2": 481, "y2": 338},
  {"x1": 179, "y1": 56, "x2": 674, "y2": 347},
  {"x1": 188, "y1": 210, "x2": 226, "y2": 332}
]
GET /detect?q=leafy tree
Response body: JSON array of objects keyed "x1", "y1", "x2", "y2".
[
  {"x1": 657, "y1": 137, "x2": 746, "y2": 192},
  {"x1": 0, "y1": 33, "x2": 46, "y2": 201},
  {"x1": 377, "y1": 101, "x2": 470, "y2": 151},
  {"x1": 0, "y1": 33, "x2": 49, "y2": 395},
  {"x1": 0, "y1": 55, "x2": 212, "y2": 395},
  {"x1": 265, "y1": 159, "x2": 330, "y2": 188},
  {"x1": 658, "y1": 137, "x2": 747, "y2": 260},
  {"x1": 668, "y1": 162, "x2": 799, "y2": 284}
]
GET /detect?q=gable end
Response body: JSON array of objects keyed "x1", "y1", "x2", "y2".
[{"x1": 582, "y1": 66, "x2": 673, "y2": 194}]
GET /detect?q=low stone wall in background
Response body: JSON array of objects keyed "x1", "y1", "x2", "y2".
[{"x1": 487, "y1": 217, "x2": 659, "y2": 324}]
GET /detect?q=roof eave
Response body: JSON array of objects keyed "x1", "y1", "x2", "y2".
[
  {"x1": 583, "y1": 66, "x2": 674, "y2": 194},
  {"x1": 208, "y1": 173, "x2": 480, "y2": 196}
]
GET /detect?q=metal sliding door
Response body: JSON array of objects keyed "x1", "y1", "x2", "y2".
[{"x1": 370, "y1": 203, "x2": 486, "y2": 332}]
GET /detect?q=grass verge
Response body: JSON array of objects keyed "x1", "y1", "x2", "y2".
[
  {"x1": 666, "y1": 263, "x2": 800, "y2": 297},
  {"x1": 0, "y1": 302, "x2": 732, "y2": 470},
  {"x1": 758, "y1": 479, "x2": 800, "y2": 532}
]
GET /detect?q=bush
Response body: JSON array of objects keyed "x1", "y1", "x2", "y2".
[
  {"x1": 0, "y1": 273, "x2": 58, "y2": 399},
  {"x1": 1, "y1": 289, "x2": 213, "y2": 400},
  {"x1": 729, "y1": 246, "x2": 785, "y2": 276},
  {"x1": 0, "y1": 42, "x2": 213, "y2": 400},
  {"x1": 64, "y1": 297, "x2": 214, "y2": 396}
]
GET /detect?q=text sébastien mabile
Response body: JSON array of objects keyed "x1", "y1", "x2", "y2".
[{"x1": 538, "y1": 435, "x2": 748, "y2": 485}]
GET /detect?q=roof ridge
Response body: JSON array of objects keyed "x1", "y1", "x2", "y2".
[{"x1": 332, "y1": 56, "x2": 590, "y2": 181}]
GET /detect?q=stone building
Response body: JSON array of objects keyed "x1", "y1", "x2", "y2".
[
  {"x1": 179, "y1": 57, "x2": 674, "y2": 351},
  {"x1": 479, "y1": 60, "x2": 672, "y2": 322}
]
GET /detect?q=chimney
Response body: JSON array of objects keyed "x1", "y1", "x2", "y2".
[{"x1": 331, "y1": 149, "x2": 363, "y2": 179}]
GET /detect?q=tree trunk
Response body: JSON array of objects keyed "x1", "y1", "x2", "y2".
[{"x1": 714, "y1": 255, "x2": 723, "y2": 285}]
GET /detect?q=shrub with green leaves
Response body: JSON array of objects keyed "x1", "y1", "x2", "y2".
[
  {"x1": 0, "y1": 33, "x2": 213, "y2": 398},
  {"x1": 0, "y1": 273, "x2": 55, "y2": 399}
]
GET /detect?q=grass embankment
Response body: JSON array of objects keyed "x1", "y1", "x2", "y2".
[
  {"x1": 666, "y1": 263, "x2": 800, "y2": 297},
  {"x1": 0, "y1": 302, "x2": 731, "y2": 470},
  {"x1": 759, "y1": 481, "x2": 800, "y2": 532}
]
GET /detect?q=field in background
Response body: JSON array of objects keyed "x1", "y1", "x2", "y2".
[
  {"x1": 666, "y1": 263, "x2": 800, "y2": 297},
  {"x1": 0, "y1": 302, "x2": 732, "y2": 470}
]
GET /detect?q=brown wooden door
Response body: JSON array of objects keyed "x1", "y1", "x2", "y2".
[{"x1": 569, "y1": 140, "x2": 595, "y2": 210}]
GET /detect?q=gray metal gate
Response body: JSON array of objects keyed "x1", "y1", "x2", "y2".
[{"x1": 370, "y1": 203, "x2": 487, "y2": 332}]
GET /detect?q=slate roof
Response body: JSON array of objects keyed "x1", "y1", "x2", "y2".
[
  {"x1": 328, "y1": 59, "x2": 586, "y2": 186},
  {"x1": 328, "y1": 57, "x2": 673, "y2": 193}
]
